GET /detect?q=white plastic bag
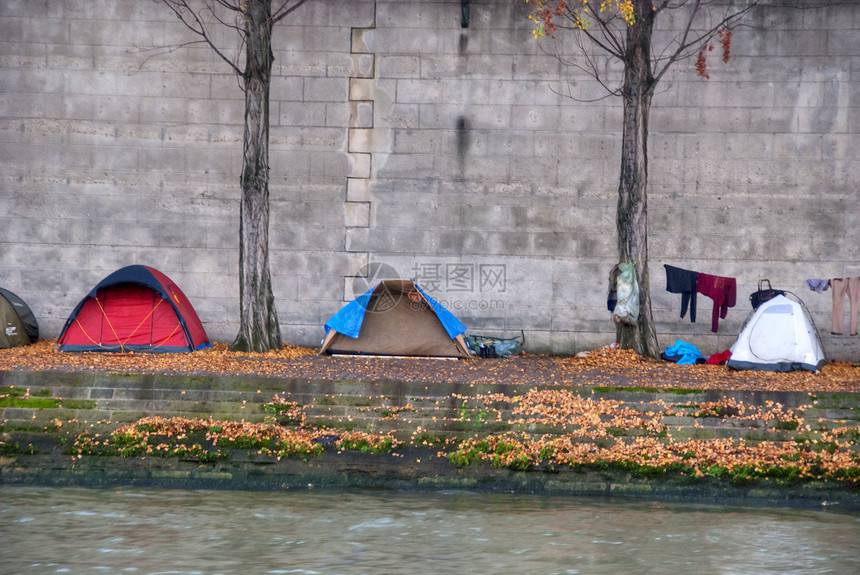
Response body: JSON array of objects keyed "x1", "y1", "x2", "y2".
[{"x1": 611, "y1": 261, "x2": 640, "y2": 325}]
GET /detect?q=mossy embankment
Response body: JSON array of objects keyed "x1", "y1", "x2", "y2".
[{"x1": 1, "y1": 367, "x2": 860, "y2": 509}]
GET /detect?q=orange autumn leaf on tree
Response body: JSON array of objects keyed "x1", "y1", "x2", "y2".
[
  {"x1": 696, "y1": 28, "x2": 733, "y2": 78},
  {"x1": 525, "y1": 0, "x2": 636, "y2": 38}
]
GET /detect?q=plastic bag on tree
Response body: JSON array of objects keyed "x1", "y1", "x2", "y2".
[{"x1": 611, "y1": 261, "x2": 639, "y2": 325}]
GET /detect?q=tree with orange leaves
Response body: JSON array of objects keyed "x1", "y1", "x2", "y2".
[{"x1": 524, "y1": 0, "x2": 758, "y2": 358}]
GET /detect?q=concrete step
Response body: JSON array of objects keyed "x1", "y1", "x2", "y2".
[{"x1": 3, "y1": 371, "x2": 858, "y2": 449}]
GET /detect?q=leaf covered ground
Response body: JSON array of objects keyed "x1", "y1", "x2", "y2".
[
  {"x1": 3, "y1": 341, "x2": 860, "y2": 494},
  {"x1": 0, "y1": 339, "x2": 858, "y2": 393}
]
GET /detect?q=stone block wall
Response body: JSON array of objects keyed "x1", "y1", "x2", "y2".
[{"x1": 0, "y1": 0, "x2": 857, "y2": 358}]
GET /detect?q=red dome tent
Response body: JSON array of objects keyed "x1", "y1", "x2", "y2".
[{"x1": 58, "y1": 265, "x2": 211, "y2": 353}]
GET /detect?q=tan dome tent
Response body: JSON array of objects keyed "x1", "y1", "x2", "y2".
[
  {"x1": 0, "y1": 287, "x2": 39, "y2": 349},
  {"x1": 320, "y1": 280, "x2": 470, "y2": 358}
]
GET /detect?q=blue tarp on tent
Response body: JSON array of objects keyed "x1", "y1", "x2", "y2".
[
  {"x1": 324, "y1": 288, "x2": 374, "y2": 339},
  {"x1": 414, "y1": 284, "x2": 467, "y2": 339}
]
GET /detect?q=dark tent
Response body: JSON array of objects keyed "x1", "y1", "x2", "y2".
[
  {"x1": 320, "y1": 280, "x2": 470, "y2": 358},
  {"x1": 0, "y1": 287, "x2": 39, "y2": 349},
  {"x1": 58, "y1": 265, "x2": 211, "y2": 353}
]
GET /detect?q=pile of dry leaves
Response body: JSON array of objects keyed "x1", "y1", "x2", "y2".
[
  {"x1": 1, "y1": 339, "x2": 858, "y2": 393},
  {"x1": 0, "y1": 339, "x2": 315, "y2": 377}
]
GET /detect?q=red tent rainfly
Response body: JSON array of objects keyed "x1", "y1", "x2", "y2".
[{"x1": 58, "y1": 265, "x2": 211, "y2": 353}]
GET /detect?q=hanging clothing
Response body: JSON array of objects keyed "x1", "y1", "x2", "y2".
[
  {"x1": 607, "y1": 264, "x2": 621, "y2": 312},
  {"x1": 806, "y1": 279, "x2": 831, "y2": 293},
  {"x1": 611, "y1": 262, "x2": 639, "y2": 325},
  {"x1": 664, "y1": 264, "x2": 698, "y2": 322},
  {"x1": 831, "y1": 277, "x2": 860, "y2": 336},
  {"x1": 696, "y1": 273, "x2": 737, "y2": 333}
]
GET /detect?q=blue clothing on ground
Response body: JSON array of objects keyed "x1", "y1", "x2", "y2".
[{"x1": 664, "y1": 340, "x2": 702, "y2": 365}]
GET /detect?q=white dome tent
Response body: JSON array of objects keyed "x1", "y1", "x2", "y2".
[{"x1": 726, "y1": 294, "x2": 825, "y2": 372}]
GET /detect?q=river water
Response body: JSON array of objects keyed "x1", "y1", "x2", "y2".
[{"x1": 1, "y1": 486, "x2": 858, "y2": 575}]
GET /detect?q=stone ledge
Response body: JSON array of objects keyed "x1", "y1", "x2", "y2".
[{"x1": 2, "y1": 448, "x2": 859, "y2": 511}]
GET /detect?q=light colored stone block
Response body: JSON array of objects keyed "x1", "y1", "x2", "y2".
[
  {"x1": 345, "y1": 202, "x2": 370, "y2": 228},
  {"x1": 348, "y1": 153, "x2": 372, "y2": 179},
  {"x1": 347, "y1": 177, "x2": 370, "y2": 202},
  {"x1": 349, "y1": 100, "x2": 373, "y2": 128}
]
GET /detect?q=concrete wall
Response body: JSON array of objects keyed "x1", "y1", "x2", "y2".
[{"x1": 1, "y1": 0, "x2": 858, "y2": 358}]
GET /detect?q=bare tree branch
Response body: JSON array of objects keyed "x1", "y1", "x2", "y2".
[
  {"x1": 129, "y1": 38, "x2": 211, "y2": 71},
  {"x1": 213, "y1": 0, "x2": 240, "y2": 11},
  {"x1": 539, "y1": 0, "x2": 771, "y2": 99},
  {"x1": 589, "y1": 10, "x2": 628, "y2": 59},
  {"x1": 273, "y1": 0, "x2": 311, "y2": 24},
  {"x1": 159, "y1": 0, "x2": 244, "y2": 77},
  {"x1": 651, "y1": 0, "x2": 707, "y2": 85},
  {"x1": 654, "y1": 1, "x2": 762, "y2": 85}
]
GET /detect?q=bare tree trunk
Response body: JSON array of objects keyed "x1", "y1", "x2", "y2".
[
  {"x1": 616, "y1": 0, "x2": 660, "y2": 358},
  {"x1": 230, "y1": 0, "x2": 282, "y2": 352}
]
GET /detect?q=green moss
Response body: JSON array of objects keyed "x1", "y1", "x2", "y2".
[
  {"x1": 593, "y1": 386, "x2": 659, "y2": 393},
  {"x1": 833, "y1": 428, "x2": 860, "y2": 441},
  {"x1": 413, "y1": 432, "x2": 449, "y2": 446},
  {"x1": 492, "y1": 452, "x2": 532, "y2": 471},
  {"x1": 447, "y1": 442, "x2": 490, "y2": 467},
  {"x1": 809, "y1": 393, "x2": 860, "y2": 409},
  {"x1": 831, "y1": 467, "x2": 860, "y2": 481},
  {"x1": 702, "y1": 464, "x2": 729, "y2": 479},
  {"x1": 336, "y1": 435, "x2": 398, "y2": 455},
  {"x1": 775, "y1": 420, "x2": 800, "y2": 431},
  {"x1": 0, "y1": 397, "x2": 59, "y2": 409},
  {"x1": 694, "y1": 405, "x2": 726, "y2": 418},
  {"x1": 111, "y1": 432, "x2": 143, "y2": 448},
  {"x1": 61, "y1": 399, "x2": 97, "y2": 409},
  {"x1": 630, "y1": 464, "x2": 669, "y2": 478},
  {"x1": 118, "y1": 445, "x2": 147, "y2": 457},
  {"x1": 0, "y1": 396, "x2": 96, "y2": 410},
  {"x1": 217, "y1": 436, "x2": 269, "y2": 450},
  {"x1": 0, "y1": 423, "x2": 62, "y2": 433},
  {"x1": 1, "y1": 442, "x2": 20, "y2": 455}
]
